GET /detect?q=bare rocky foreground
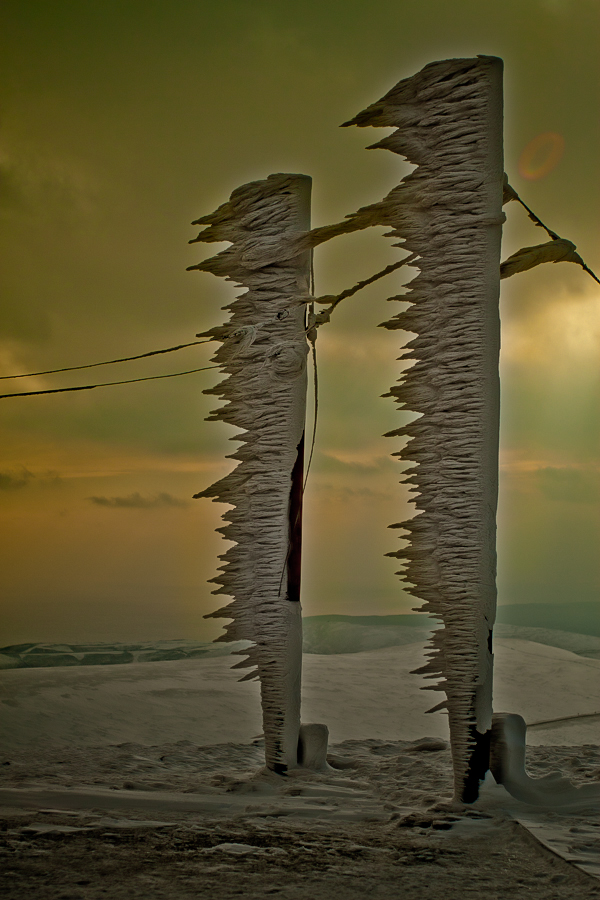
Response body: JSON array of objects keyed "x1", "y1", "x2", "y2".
[
  {"x1": 1, "y1": 642, "x2": 598, "y2": 895},
  {"x1": 2, "y1": 809, "x2": 598, "y2": 900},
  {"x1": 1, "y1": 738, "x2": 599, "y2": 899}
]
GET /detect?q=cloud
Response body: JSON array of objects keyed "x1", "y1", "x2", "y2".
[
  {"x1": 0, "y1": 468, "x2": 34, "y2": 490},
  {"x1": 0, "y1": 141, "x2": 99, "y2": 219},
  {"x1": 317, "y1": 330, "x2": 411, "y2": 366},
  {"x1": 535, "y1": 466, "x2": 600, "y2": 503},
  {"x1": 501, "y1": 280, "x2": 600, "y2": 370},
  {"x1": 309, "y1": 482, "x2": 392, "y2": 501},
  {"x1": 88, "y1": 492, "x2": 190, "y2": 509},
  {"x1": 320, "y1": 449, "x2": 397, "y2": 472},
  {"x1": 0, "y1": 468, "x2": 60, "y2": 490}
]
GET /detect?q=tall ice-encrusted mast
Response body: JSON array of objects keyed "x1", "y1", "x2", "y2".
[
  {"x1": 188, "y1": 173, "x2": 312, "y2": 773},
  {"x1": 345, "y1": 56, "x2": 504, "y2": 802}
]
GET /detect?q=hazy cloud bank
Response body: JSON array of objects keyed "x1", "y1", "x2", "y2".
[
  {"x1": 88, "y1": 492, "x2": 189, "y2": 509},
  {"x1": 0, "y1": 469, "x2": 34, "y2": 490},
  {"x1": 0, "y1": 468, "x2": 61, "y2": 490}
]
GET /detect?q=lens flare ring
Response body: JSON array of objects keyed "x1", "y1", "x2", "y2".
[{"x1": 518, "y1": 132, "x2": 565, "y2": 181}]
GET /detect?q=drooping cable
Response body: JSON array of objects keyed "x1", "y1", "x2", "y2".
[
  {"x1": 0, "y1": 339, "x2": 211, "y2": 380},
  {"x1": 0, "y1": 365, "x2": 221, "y2": 400},
  {"x1": 311, "y1": 253, "x2": 419, "y2": 325},
  {"x1": 505, "y1": 183, "x2": 600, "y2": 286}
]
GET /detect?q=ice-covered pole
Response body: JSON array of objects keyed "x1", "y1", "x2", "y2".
[
  {"x1": 345, "y1": 56, "x2": 504, "y2": 802},
  {"x1": 188, "y1": 173, "x2": 312, "y2": 773}
]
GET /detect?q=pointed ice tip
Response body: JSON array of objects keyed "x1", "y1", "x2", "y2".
[
  {"x1": 425, "y1": 701, "x2": 448, "y2": 715},
  {"x1": 191, "y1": 214, "x2": 214, "y2": 226}
]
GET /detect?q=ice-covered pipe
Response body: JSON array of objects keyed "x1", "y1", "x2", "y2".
[
  {"x1": 345, "y1": 57, "x2": 505, "y2": 802},
  {"x1": 188, "y1": 173, "x2": 312, "y2": 773},
  {"x1": 490, "y1": 713, "x2": 600, "y2": 808}
]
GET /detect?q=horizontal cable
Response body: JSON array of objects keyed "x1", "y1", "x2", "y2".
[
  {"x1": 0, "y1": 365, "x2": 221, "y2": 400},
  {"x1": 0, "y1": 339, "x2": 211, "y2": 381},
  {"x1": 528, "y1": 711, "x2": 600, "y2": 728}
]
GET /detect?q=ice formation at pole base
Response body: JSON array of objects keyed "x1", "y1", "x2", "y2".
[
  {"x1": 490, "y1": 713, "x2": 600, "y2": 808},
  {"x1": 189, "y1": 173, "x2": 312, "y2": 772},
  {"x1": 346, "y1": 57, "x2": 504, "y2": 802}
]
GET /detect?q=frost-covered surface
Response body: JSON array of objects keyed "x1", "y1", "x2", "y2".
[
  {"x1": 188, "y1": 173, "x2": 312, "y2": 771},
  {"x1": 2, "y1": 639, "x2": 597, "y2": 756},
  {"x1": 1, "y1": 738, "x2": 599, "y2": 894},
  {"x1": 344, "y1": 57, "x2": 505, "y2": 800}
]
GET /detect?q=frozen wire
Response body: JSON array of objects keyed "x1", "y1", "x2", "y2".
[
  {"x1": 0, "y1": 365, "x2": 221, "y2": 400},
  {"x1": 509, "y1": 188, "x2": 600, "y2": 286},
  {"x1": 0, "y1": 339, "x2": 211, "y2": 380}
]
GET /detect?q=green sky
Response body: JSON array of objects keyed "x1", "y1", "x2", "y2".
[{"x1": 1, "y1": 0, "x2": 598, "y2": 643}]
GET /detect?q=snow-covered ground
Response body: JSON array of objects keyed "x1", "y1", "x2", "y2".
[
  {"x1": 1, "y1": 638, "x2": 598, "y2": 753},
  {"x1": 1, "y1": 637, "x2": 599, "y2": 893}
]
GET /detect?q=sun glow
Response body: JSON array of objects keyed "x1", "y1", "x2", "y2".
[{"x1": 518, "y1": 132, "x2": 565, "y2": 181}]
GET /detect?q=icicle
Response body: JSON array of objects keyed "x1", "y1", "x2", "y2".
[
  {"x1": 500, "y1": 238, "x2": 584, "y2": 278},
  {"x1": 190, "y1": 173, "x2": 312, "y2": 773},
  {"x1": 347, "y1": 57, "x2": 505, "y2": 803}
]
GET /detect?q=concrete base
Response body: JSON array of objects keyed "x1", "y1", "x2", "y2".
[{"x1": 297, "y1": 723, "x2": 331, "y2": 772}]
